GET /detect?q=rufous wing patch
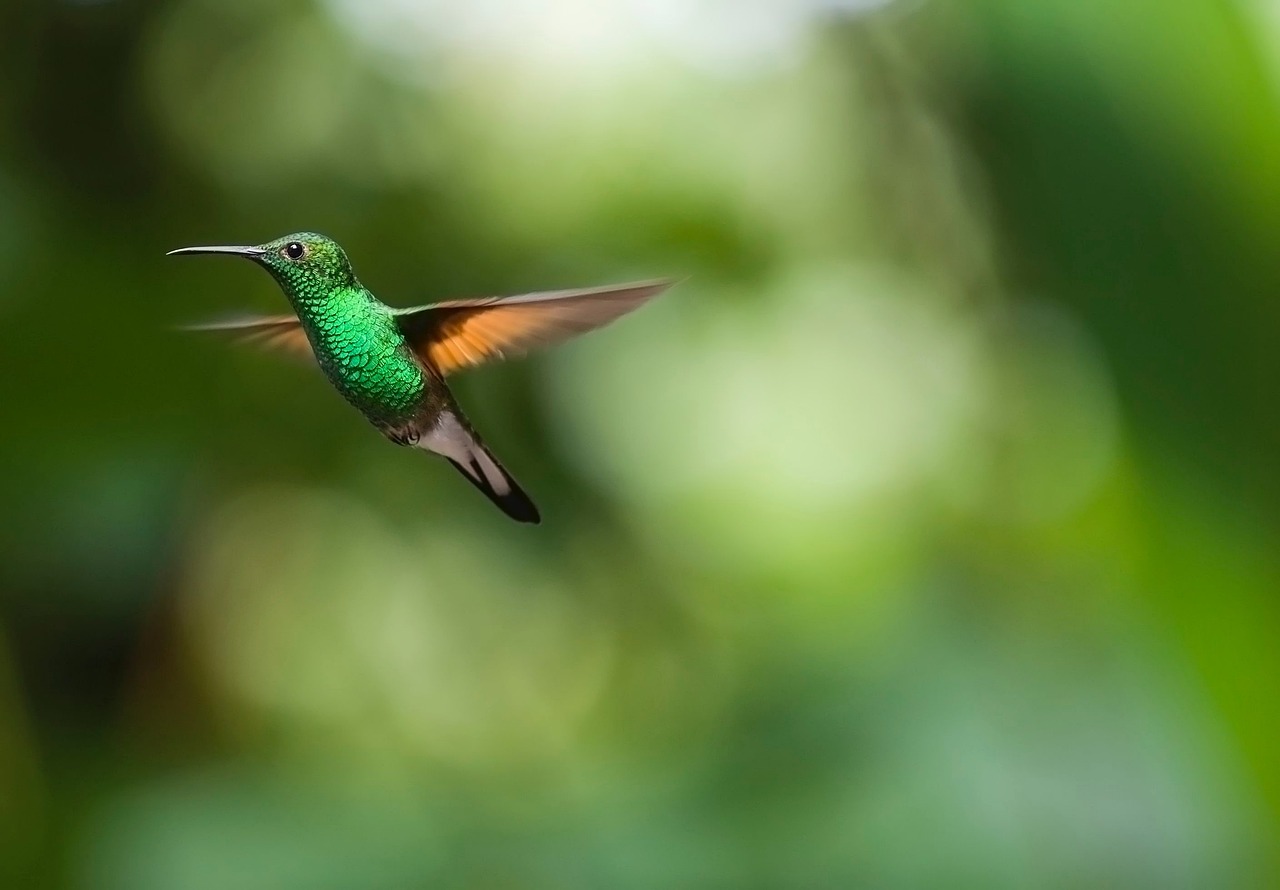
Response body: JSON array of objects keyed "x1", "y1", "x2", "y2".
[{"x1": 397, "y1": 280, "x2": 675, "y2": 376}]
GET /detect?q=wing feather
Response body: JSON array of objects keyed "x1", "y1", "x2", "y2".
[
  {"x1": 395, "y1": 279, "x2": 675, "y2": 376},
  {"x1": 180, "y1": 315, "x2": 314, "y2": 359}
]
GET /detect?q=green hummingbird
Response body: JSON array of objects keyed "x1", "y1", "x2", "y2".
[{"x1": 169, "y1": 232, "x2": 673, "y2": 524}]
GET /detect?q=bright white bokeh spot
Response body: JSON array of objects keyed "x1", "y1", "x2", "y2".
[
  {"x1": 326, "y1": 0, "x2": 898, "y2": 77},
  {"x1": 551, "y1": 265, "x2": 984, "y2": 514}
]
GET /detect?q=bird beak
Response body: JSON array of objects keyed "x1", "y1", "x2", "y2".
[{"x1": 166, "y1": 245, "x2": 267, "y2": 259}]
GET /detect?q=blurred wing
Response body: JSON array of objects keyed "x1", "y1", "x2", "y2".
[
  {"x1": 395, "y1": 279, "x2": 675, "y2": 376},
  {"x1": 180, "y1": 314, "x2": 314, "y2": 359}
]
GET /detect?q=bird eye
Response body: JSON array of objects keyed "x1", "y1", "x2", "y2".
[{"x1": 283, "y1": 242, "x2": 306, "y2": 260}]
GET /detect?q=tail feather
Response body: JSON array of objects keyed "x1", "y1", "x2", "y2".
[
  {"x1": 420, "y1": 410, "x2": 541, "y2": 524},
  {"x1": 446, "y1": 445, "x2": 541, "y2": 524}
]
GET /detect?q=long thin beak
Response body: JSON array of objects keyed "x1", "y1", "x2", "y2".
[{"x1": 166, "y1": 245, "x2": 266, "y2": 258}]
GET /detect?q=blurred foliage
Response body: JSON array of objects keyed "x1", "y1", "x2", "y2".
[{"x1": 1, "y1": 0, "x2": 1279, "y2": 887}]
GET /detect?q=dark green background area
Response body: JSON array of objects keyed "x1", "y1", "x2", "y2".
[{"x1": 1, "y1": 1, "x2": 1278, "y2": 887}]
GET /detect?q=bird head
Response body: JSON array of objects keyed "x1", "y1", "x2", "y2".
[{"x1": 168, "y1": 232, "x2": 357, "y2": 300}]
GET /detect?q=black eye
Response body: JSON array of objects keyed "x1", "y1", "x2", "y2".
[{"x1": 284, "y1": 242, "x2": 305, "y2": 260}]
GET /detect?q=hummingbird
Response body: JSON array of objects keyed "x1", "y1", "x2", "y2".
[{"x1": 169, "y1": 232, "x2": 674, "y2": 524}]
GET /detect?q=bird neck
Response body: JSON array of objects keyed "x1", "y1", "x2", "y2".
[{"x1": 285, "y1": 284, "x2": 391, "y2": 340}]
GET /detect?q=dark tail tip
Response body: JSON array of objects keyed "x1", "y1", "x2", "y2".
[
  {"x1": 491, "y1": 478, "x2": 542, "y2": 524},
  {"x1": 447, "y1": 456, "x2": 542, "y2": 525}
]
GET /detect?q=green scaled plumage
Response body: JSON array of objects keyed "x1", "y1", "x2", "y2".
[{"x1": 169, "y1": 232, "x2": 675, "y2": 524}]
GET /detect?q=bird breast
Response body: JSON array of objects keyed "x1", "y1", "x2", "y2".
[{"x1": 313, "y1": 318, "x2": 425, "y2": 418}]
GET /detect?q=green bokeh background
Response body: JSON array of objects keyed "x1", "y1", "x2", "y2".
[{"x1": 2, "y1": 0, "x2": 1279, "y2": 886}]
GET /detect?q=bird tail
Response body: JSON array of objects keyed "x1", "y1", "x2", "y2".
[
  {"x1": 446, "y1": 442, "x2": 541, "y2": 525},
  {"x1": 422, "y1": 410, "x2": 541, "y2": 524}
]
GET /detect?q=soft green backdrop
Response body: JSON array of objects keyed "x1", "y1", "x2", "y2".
[{"x1": 1, "y1": 0, "x2": 1278, "y2": 887}]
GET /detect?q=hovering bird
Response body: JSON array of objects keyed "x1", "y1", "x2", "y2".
[{"x1": 170, "y1": 232, "x2": 673, "y2": 524}]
